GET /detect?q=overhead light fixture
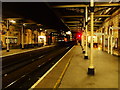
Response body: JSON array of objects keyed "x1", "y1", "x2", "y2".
[
  {"x1": 109, "y1": 0, "x2": 113, "y2": 3},
  {"x1": 66, "y1": 31, "x2": 71, "y2": 35},
  {"x1": 23, "y1": 23, "x2": 26, "y2": 26},
  {"x1": 9, "y1": 20, "x2": 16, "y2": 23},
  {"x1": 105, "y1": 8, "x2": 111, "y2": 13},
  {"x1": 99, "y1": 18, "x2": 102, "y2": 20},
  {"x1": 88, "y1": 17, "x2": 90, "y2": 21}
]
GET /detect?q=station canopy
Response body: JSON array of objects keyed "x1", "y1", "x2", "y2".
[{"x1": 2, "y1": 2, "x2": 120, "y2": 33}]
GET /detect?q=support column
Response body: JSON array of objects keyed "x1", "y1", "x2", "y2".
[
  {"x1": 108, "y1": 28, "x2": 110, "y2": 53},
  {"x1": 87, "y1": 0, "x2": 95, "y2": 75},
  {"x1": 81, "y1": 32, "x2": 84, "y2": 50},
  {"x1": 6, "y1": 20, "x2": 9, "y2": 52},
  {"x1": 108, "y1": 35, "x2": 110, "y2": 53},
  {"x1": 102, "y1": 27, "x2": 104, "y2": 51},
  {"x1": 110, "y1": 27, "x2": 113, "y2": 55},
  {"x1": 84, "y1": 7, "x2": 88, "y2": 59},
  {"x1": 104, "y1": 33, "x2": 106, "y2": 51},
  {"x1": 21, "y1": 25, "x2": 24, "y2": 49},
  {"x1": 82, "y1": 31, "x2": 85, "y2": 54}
]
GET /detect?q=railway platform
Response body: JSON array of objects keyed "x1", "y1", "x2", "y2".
[
  {"x1": 0, "y1": 45, "x2": 55, "y2": 57},
  {"x1": 30, "y1": 44, "x2": 119, "y2": 89}
]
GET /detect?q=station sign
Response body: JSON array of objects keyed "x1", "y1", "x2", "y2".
[
  {"x1": 5, "y1": 36, "x2": 17, "y2": 44},
  {"x1": 51, "y1": 32, "x2": 58, "y2": 36},
  {"x1": 94, "y1": 33, "x2": 104, "y2": 36}
]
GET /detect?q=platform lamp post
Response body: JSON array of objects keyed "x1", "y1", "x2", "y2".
[
  {"x1": 21, "y1": 23, "x2": 25, "y2": 49},
  {"x1": 104, "y1": 30, "x2": 106, "y2": 51},
  {"x1": 6, "y1": 19, "x2": 9, "y2": 52},
  {"x1": 6, "y1": 18, "x2": 22, "y2": 52},
  {"x1": 87, "y1": 0, "x2": 95, "y2": 75},
  {"x1": 84, "y1": 6, "x2": 88, "y2": 59},
  {"x1": 6, "y1": 19, "x2": 16, "y2": 52}
]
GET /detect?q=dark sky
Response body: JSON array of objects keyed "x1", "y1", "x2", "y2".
[{"x1": 2, "y1": 2, "x2": 69, "y2": 31}]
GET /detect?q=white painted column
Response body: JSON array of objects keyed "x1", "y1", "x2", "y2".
[
  {"x1": 84, "y1": 6, "x2": 88, "y2": 59},
  {"x1": 108, "y1": 28, "x2": 110, "y2": 53},
  {"x1": 81, "y1": 32, "x2": 84, "y2": 50},
  {"x1": 110, "y1": 27, "x2": 113, "y2": 54},
  {"x1": 88, "y1": 0, "x2": 95, "y2": 75},
  {"x1": 90, "y1": 0, "x2": 94, "y2": 68},
  {"x1": 82, "y1": 32, "x2": 85, "y2": 49},
  {"x1": 104, "y1": 33, "x2": 106, "y2": 51}
]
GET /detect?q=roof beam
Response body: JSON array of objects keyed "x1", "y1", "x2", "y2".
[
  {"x1": 62, "y1": 15, "x2": 111, "y2": 18},
  {"x1": 65, "y1": 21, "x2": 80, "y2": 23},
  {"x1": 70, "y1": 27, "x2": 78, "y2": 28},
  {"x1": 68, "y1": 25, "x2": 78, "y2": 26},
  {"x1": 94, "y1": 21, "x2": 103, "y2": 23},
  {"x1": 66, "y1": 20, "x2": 102, "y2": 23},
  {"x1": 94, "y1": 15, "x2": 111, "y2": 17},
  {"x1": 53, "y1": 4, "x2": 88, "y2": 8},
  {"x1": 88, "y1": 24, "x2": 101, "y2": 26},
  {"x1": 62, "y1": 15, "x2": 83, "y2": 18},
  {"x1": 53, "y1": 3, "x2": 120, "y2": 8},
  {"x1": 95, "y1": 3, "x2": 120, "y2": 7}
]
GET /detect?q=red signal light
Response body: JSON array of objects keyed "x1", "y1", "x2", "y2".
[
  {"x1": 78, "y1": 35, "x2": 81, "y2": 37},
  {"x1": 76, "y1": 33, "x2": 82, "y2": 39}
]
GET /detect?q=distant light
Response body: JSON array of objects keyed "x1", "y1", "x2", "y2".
[
  {"x1": 38, "y1": 36, "x2": 45, "y2": 38},
  {"x1": 76, "y1": 33, "x2": 82, "y2": 39},
  {"x1": 45, "y1": 30, "x2": 47, "y2": 32},
  {"x1": 23, "y1": 24, "x2": 26, "y2": 26},
  {"x1": 78, "y1": 35, "x2": 81, "y2": 37},
  {"x1": 98, "y1": 47, "x2": 101, "y2": 50},
  {"x1": 40, "y1": 28, "x2": 42, "y2": 30},
  {"x1": 9, "y1": 20, "x2": 16, "y2": 23},
  {"x1": 37, "y1": 24, "x2": 42, "y2": 26},
  {"x1": 88, "y1": 17, "x2": 90, "y2": 20},
  {"x1": 66, "y1": 31, "x2": 71, "y2": 34}
]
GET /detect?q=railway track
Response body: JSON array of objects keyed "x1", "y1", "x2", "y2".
[{"x1": 2, "y1": 41, "x2": 75, "y2": 89}]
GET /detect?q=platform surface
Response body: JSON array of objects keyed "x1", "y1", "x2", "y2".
[
  {"x1": 30, "y1": 44, "x2": 119, "y2": 89},
  {"x1": 59, "y1": 45, "x2": 118, "y2": 88},
  {"x1": 0, "y1": 45, "x2": 55, "y2": 57}
]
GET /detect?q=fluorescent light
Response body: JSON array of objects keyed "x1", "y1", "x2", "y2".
[
  {"x1": 9, "y1": 20, "x2": 16, "y2": 23},
  {"x1": 109, "y1": 0, "x2": 113, "y2": 3},
  {"x1": 105, "y1": 8, "x2": 111, "y2": 13},
  {"x1": 23, "y1": 24, "x2": 26, "y2": 26},
  {"x1": 88, "y1": 17, "x2": 90, "y2": 20},
  {"x1": 38, "y1": 36, "x2": 45, "y2": 38},
  {"x1": 66, "y1": 31, "x2": 71, "y2": 34}
]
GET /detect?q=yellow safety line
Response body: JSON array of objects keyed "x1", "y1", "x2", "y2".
[{"x1": 53, "y1": 50, "x2": 74, "y2": 89}]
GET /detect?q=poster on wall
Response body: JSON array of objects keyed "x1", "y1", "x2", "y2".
[{"x1": 5, "y1": 36, "x2": 17, "y2": 44}]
